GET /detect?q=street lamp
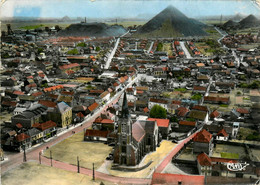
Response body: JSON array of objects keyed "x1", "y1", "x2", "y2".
[
  {"x1": 50, "y1": 150, "x2": 53, "y2": 167},
  {"x1": 77, "y1": 156, "x2": 80, "y2": 173},
  {"x1": 22, "y1": 144, "x2": 26, "y2": 162},
  {"x1": 92, "y1": 163, "x2": 95, "y2": 181}
]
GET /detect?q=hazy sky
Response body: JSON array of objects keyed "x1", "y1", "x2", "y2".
[{"x1": 1, "y1": 0, "x2": 260, "y2": 19}]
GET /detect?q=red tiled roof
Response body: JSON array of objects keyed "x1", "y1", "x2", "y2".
[
  {"x1": 27, "y1": 83, "x2": 37, "y2": 88},
  {"x1": 126, "y1": 88, "x2": 133, "y2": 92},
  {"x1": 44, "y1": 85, "x2": 64, "y2": 92},
  {"x1": 217, "y1": 128, "x2": 228, "y2": 137},
  {"x1": 38, "y1": 100, "x2": 57, "y2": 108},
  {"x1": 13, "y1": 90, "x2": 24, "y2": 95},
  {"x1": 15, "y1": 133, "x2": 30, "y2": 142},
  {"x1": 137, "y1": 90, "x2": 144, "y2": 94},
  {"x1": 204, "y1": 96, "x2": 229, "y2": 103},
  {"x1": 193, "y1": 86, "x2": 207, "y2": 91},
  {"x1": 150, "y1": 98, "x2": 168, "y2": 104},
  {"x1": 210, "y1": 110, "x2": 220, "y2": 118},
  {"x1": 128, "y1": 102, "x2": 134, "y2": 107},
  {"x1": 2, "y1": 101, "x2": 17, "y2": 107},
  {"x1": 113, "y1": 82, "x2": 119, "y2": 87},
  {"x1": 101, "y1": 119, "x2": 114, "y2": 124},
  {"x1": 197, "y1": 153, "x2": 212, "y2": 166},
  {"x1": 27, "y1": 76, "x2": 34, "y2": 79},
  {"x1": 94, "y1": 117, "x2": 103, "y2": 123},
  {"x1": 32, "y1": 92, "x2": 43, "y2": 97},
  {"x1": 118, "y1": 76, "x2": 126, "y2": 84},
  {"x1": 179, "y1": 120, "x2": 196, "y2": 126},
  {"x1": 193, "y1": 129, "x2": 212, "y2": 143},
  {"x1": 59, "y1": 63, "x2": 80, "y2": 70},
  {"x1": 151, "y1": 173, "x2": 205, "y2": 185},
  {"x1": 148, "y1": 118, "x2": 170, "y2": 128},
  {"x1": 236, "y1": 108, "x2": 249, "y2": 114},
  {"x1": 172, "y1": 100, "x2": 181, "y2": 105},
  {"x1": 85, "y1": 129, "x2": 110, "y2": 138},
  {"x1": 32, "y1": 120, "x2": 57, "y2": 131},
  {"x1": 77, "y1": 112, "x2": 84, "y2": 118},
  {"x1": 143, "y1": 107, "x2": 149, "y2": 113},
  {"x1": 88, "y1": 102, "x2": 99, "y2": 112},
  {"x1": 90, "y1": 90, "x2": 104, "y2": 94},
  {"x1": 176, "y1": 107, "x2": 189, "y2": 117},
  {"x1": 16, "y1": 123, "x2": 23, "y2": 128},
  {"x1": 192, "y1": 105, "x2": 208, "y2": 112},
  {"x1": 61, "y1": 91, "x2": 74, "y2": 96}
]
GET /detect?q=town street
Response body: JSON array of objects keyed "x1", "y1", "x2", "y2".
[
  {"x1": 104, "y1": 38, "x2": 120, "y2": 69},
  {"x1": 180, "y1": 41, "x2": 192, "y2": 59}
]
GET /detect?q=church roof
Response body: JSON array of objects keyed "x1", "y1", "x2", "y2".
[{"x1": 132, "y1": 121, "x2": 146, "y2": 142}]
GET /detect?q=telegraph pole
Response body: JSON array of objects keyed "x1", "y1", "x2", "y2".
[
  {"x1": 39, "y1": 151, "x2": 41, "y2": 164},
  {"x1": 77, "y1": 156, "x2": 80, "y2": 173},
  {"x1": 50, "y1": 150, "x2": 53, "y2": 167},
  {"x1": 92, "y1": 163, "x2": 95, "y2": 181},
  {"x1": 23, "y1": 145, "x2": 27, "y2": 162}
]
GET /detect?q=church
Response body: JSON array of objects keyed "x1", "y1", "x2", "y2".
[{"x1": 113, "y1": 93, "x2": 160, "y2": 166}]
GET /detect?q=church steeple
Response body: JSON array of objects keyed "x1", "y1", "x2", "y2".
[{"x1": 121, "y1": 92, "x2": 129, "y2": 118}]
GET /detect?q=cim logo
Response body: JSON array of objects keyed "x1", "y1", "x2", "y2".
[{"x1": 227, "y1": 162, "x2": 249, "y2": 171}]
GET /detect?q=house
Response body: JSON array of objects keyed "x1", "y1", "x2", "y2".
[
  {"x1": 32, "y1": 120, "x2": 57, "y2": 139},
  {"x1": 176, "y1": 107, "x2": 189, "y2": 118},
  {"x1": 188, "y1": 110, "x2": 208, "y2": 123},
  {"x1": 197, "y1": 152, "x2": 212, "y2": 176},
  {"x1": 148, "y1": 98, "x2": 168, "y2": 111},
  {"x1": 58, "y1": 63, "x2": 80, "y2": 74},
  {"x1": 99, "y1": 91, "x2": 110, "y2": 102},
  {"x1": 209, "y1": 110, "x2": 220, "y2": 120},
  {"x1": 84, "y1": 129, "x2": 111, "y2": 141},
  {"x1": 93, "y1": 117, "x2": 115, "y2": 131},
  {"x1": 204, "y1": 96, "x2": 230, "y2": 105},
  {"x1": 14, "y1": 133, "x2": 31, "y2": 152},
  {"x1": 193, "y1": 129, "x2": 213, "y2": 155},
  {"x1": 11, "y1": 104, "x2": 48, "y2": 128},
  {"x1": 26, "y1": 127, "x2": 43, "y2": 145},
  {"x1": 147, "y1": 118, "x2": 170, "y2": 139},
  {"x1": 197, "y1": 152, "x2": 259, "y2": 179},
  {"x1": 47, "y1": 102, "x2": 72, "y2": 128},
  {"x1": 193, "y1": 86, "x2": 207, "y2": 94},
  {"x1": 178, "y1": 120, "x2": 197, "y2": 132},
  {"x1": 216, "y1": 128, "x2": 229, "y2": 141},
  {"x1": 87, "y1": 102, "x2": 99, "y2": 115}
]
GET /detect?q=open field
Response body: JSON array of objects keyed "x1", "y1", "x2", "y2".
[
  {"x1": 1, "y1": 162, "x2": 113, "y2": 185},
  {"x1": 162, "y1": 43, "x2": 173, "y2": 56},
  {"x1": 177, "y1": 148, "x2": 196, "y2": 161},
  {"x1": 212, "y1": 144, "x2": 246, "y2": 159},
  {"x1": 43, "y1": 131, "x2": 113, "y2": 170},
  {"x1": 108, "y1": 140, "x2": 175, "y2": 178},
  {"x1": 221, "y1": 152, "x2": 239, "y2": 159}
]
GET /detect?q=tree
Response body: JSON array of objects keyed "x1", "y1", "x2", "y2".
[
  {"x1": 77, "y1": 42, "x2": 86, "y2": 47},
  {"x1": 96, "y1": 46, "x2": 101, "y2": 51},
  {"x1": 67, "y1": 48, "x2": 79, "y2": 55},
  {"x1": 150, "y1": 104, "x2": 167, "y2": 119}
]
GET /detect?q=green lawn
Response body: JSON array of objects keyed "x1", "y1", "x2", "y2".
[{"x1": 221, "y1": 152, "x2": 239, "y2": 159}]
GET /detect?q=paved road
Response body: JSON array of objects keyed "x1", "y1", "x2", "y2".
[
  {"x1": 180, "y1": 41, "x2": 192, "y2": 59},
  {"x1": 104, "y1": 38, "x2": 120, "y2": 69},
  {"x1": 147, "y1": 41, "x2": 154, "y2": 54}
]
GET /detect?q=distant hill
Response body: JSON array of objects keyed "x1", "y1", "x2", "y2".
[
  {"x1": 239, "y1": 14, "x2": 260, "y2": 29},
  {"x1": 222, "y1": 20, "x2": 239, "y2": 29},
  {"x1": 133, "y1": 5, "x2": 207, "y2": 37},
  {"x1": 222, "y1": 14, "x2": 260, "y2": 30},
  {"x1": 57, "y1": 22, "x2": 127, "y2": 37}
]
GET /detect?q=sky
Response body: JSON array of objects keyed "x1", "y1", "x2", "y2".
[{"x1": 1, "y1": 0, "x2": 260, "y2": 19}]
